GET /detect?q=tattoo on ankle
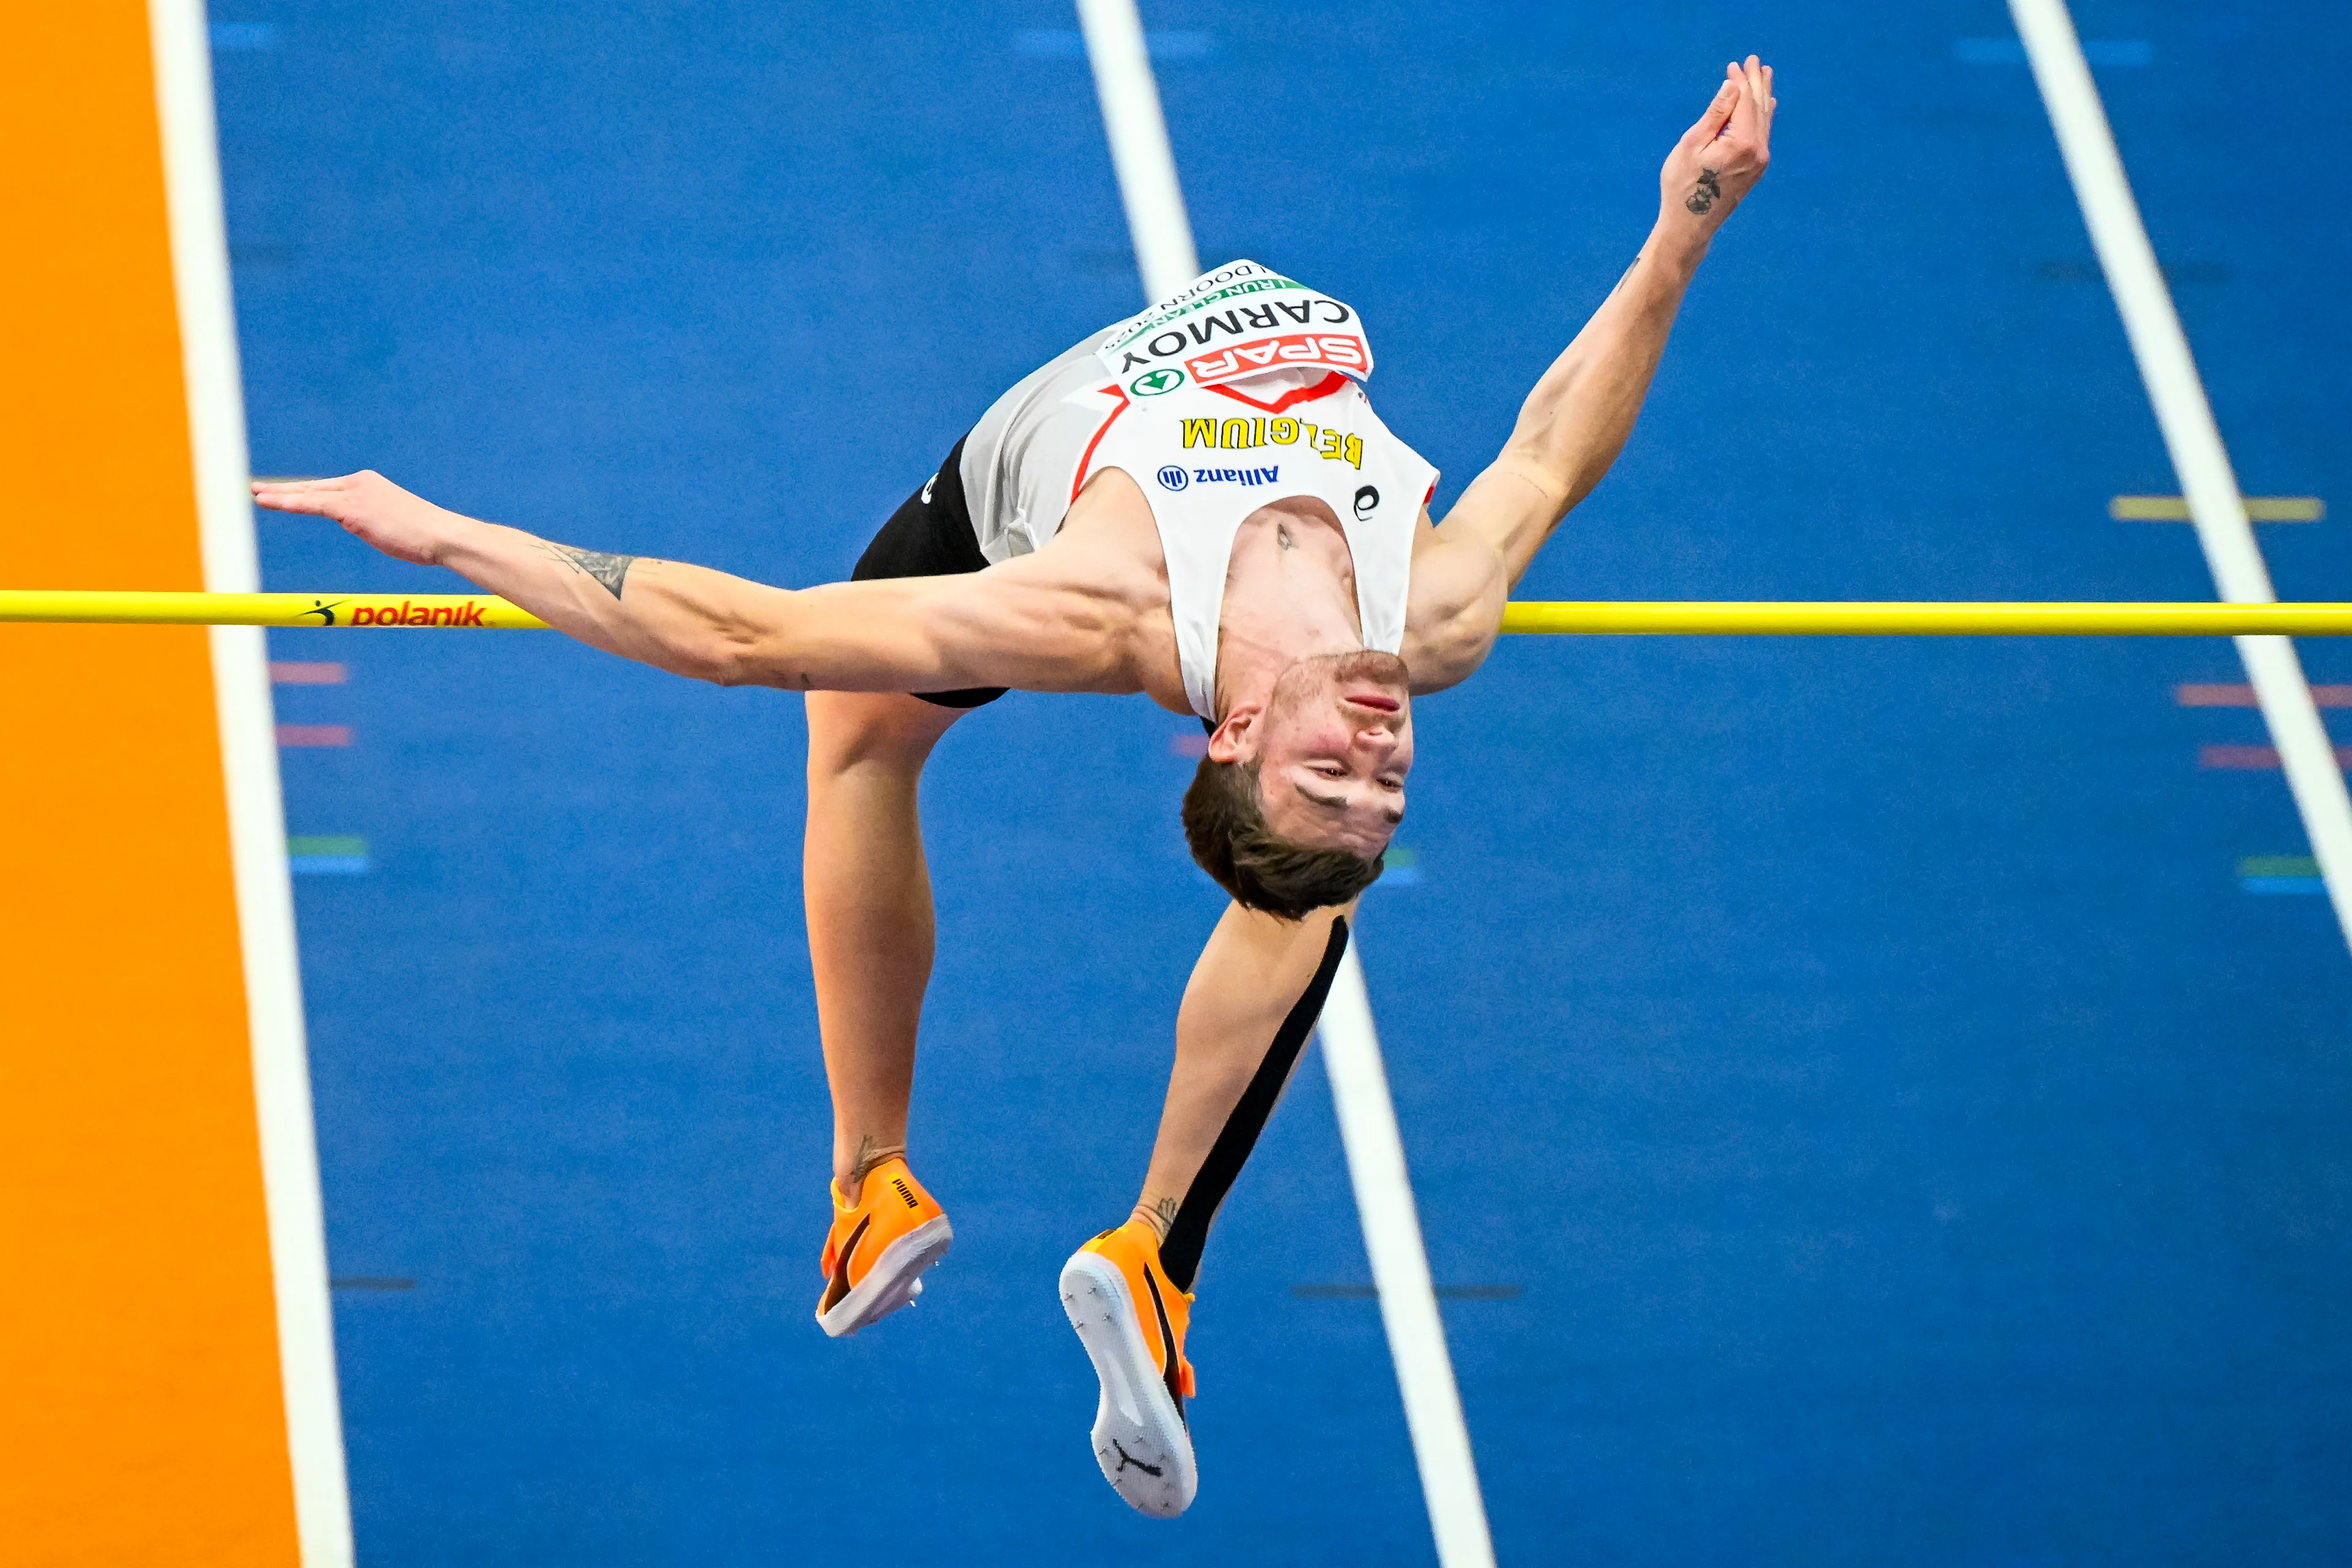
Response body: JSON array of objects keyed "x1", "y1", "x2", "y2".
[
  {"x1": 848, "y1": 1136, "x2": 906, "y2": 1185},
  {"x1": 1685, "y1": 167, "x2": 1722, "y2": 216},
  {"x1": 540, "y1": 541, "x2": 638, "y2": 600},
  {"x1": 1131, "y1": 1196, "x2": 1180, "y2": 1240}
]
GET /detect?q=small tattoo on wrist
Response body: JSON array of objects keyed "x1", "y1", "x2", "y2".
[{"x1": 1685, "y1": 167, "x2": 1723, "y2": 216}]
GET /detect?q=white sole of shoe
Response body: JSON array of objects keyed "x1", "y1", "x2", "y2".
[
  {"x1": 1058, "y1": 1249, "x2": 1197, "y2": 1518},
  {"x1": 815, "y1": 1215, "x2": 953, "y2": 1339}
]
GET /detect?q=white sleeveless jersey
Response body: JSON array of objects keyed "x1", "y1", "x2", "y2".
[{"x1": 957, "y1": 261, "x2": 1438, "y2": 718}]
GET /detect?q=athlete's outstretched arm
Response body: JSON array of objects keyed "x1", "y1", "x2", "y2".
[
  {"x1": 252, "y1": 471, "x2": 1126, "y2": 693},
  {"x1": 1429, "y1": 58, "x2": 1775, "y2": 594}
]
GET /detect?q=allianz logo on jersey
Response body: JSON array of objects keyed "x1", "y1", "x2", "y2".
[{"x1": 1158, "y1": 465, "x2": 1280, "y2": 491}]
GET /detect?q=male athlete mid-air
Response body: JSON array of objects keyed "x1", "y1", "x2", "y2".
[{"x1": 258, "y1": 59, "x2": 1773, "y2": 1516}]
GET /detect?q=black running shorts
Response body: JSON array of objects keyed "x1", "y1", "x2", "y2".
[{"x1": 850, "y1": 435, "x2": 1004, "y2": 709}]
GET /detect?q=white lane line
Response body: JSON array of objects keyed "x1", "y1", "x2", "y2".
[
  {"x1": 1319, "y1": 940, "x2": 1499, "y2": 1568},
  {"x1": 1066, "y1": 3, "x2": 1496, "y2": 1554},
  {"x1": 148, "y1": 1, "x2": 356, "y2": 1561},
  {"x1": 1074, "y1": 0, "x2": 1200, "y2": 299},
  {"x1": 2011, "y1": 0, "x2": 2352, "y2": 958}
]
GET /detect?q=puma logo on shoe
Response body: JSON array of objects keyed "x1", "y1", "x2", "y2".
[
  {"x1": 1110, "y1": 1439, "x2": 1163, "y2": 1478},
  {"x1": 889, "y1": 1177, "x2": 919, "y2": 1209}
]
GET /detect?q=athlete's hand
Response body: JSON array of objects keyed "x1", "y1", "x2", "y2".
[
  {"x1": 251, "y1": 470, "x2": 466, "y2": 566},
  {"x1": 1659, "y1": 56, "x2": 1773, "y2": 238}
]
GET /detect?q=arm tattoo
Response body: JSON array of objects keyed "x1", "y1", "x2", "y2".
[
  {"x1": 540, "y1": 541, "x2": 638, "y2": 600},
  {"x1": 1685, "y1": 167, "x2": 1722, "y2": 216}
]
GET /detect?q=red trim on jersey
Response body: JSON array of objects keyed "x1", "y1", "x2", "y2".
[
  {"x1": 1205, "y1": 371, "x2": 1351, "y2": 413},
  {"x1": 1072, "y1": 384, "x2": 1134, "y2": 502}
]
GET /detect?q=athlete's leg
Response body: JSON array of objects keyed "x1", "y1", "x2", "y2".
[
  {"x1": 1131, "y1": 900, "x2": 1355, "y2": 1290},
  {"x1": 804, "y1": 688, "x2": 966, "y2": 1202},
  {"x1": 1060, "y1": 900, "x2": 1352, "y2": 1512}
]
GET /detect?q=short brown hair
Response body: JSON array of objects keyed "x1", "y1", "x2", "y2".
[{"x1": 1182, "y1": 755, "x2": 1384, "y2": 919}]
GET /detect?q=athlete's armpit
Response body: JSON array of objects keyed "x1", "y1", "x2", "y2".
[{"x1": 1401, "y1": 518, "x2": 1508, "y2": 694}]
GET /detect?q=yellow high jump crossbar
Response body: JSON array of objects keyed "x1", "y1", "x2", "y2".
[{"x1": 7, "y1": 590, "x2": 2352, "y2": 635}]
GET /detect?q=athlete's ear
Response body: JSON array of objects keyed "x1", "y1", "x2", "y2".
[{"x1": 1207, "y1": 704, "x2": 1262, "y2": 764}]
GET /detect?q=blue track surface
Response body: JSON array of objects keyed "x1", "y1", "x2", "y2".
[{"x1": 218, "y1": 2, "x2": 2350, "y2": 1561}]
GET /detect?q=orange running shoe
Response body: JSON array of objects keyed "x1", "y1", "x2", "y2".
[
  {"x1": 1058, "y1": 1219, "x2": 1198, "y2": 1517},
  {"x1": 815, "y1": 1157, "x2": 952, "y2": 1338}
]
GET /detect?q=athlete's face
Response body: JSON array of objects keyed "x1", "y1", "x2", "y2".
[{"x1": 1248, "y1": 649, "x2": 1414, "y2": 856}]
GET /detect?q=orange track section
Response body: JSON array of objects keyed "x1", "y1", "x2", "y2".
[{"x1": 0, "y1": 6, "x2": 301, "y2": 1562}]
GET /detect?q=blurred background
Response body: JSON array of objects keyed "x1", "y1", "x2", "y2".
[{"x1": 215, "y1": 1, "x2": 2348, "y2": 1561}]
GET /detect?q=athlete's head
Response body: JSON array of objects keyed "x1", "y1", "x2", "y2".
[{"x1": 1182, "y1": 649, "x2": 1413, "y2": 919}]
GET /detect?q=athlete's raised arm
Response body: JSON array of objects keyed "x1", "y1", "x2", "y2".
[
  {"x1": 1431, "y1": 58, "x2": 1774, "y2": 591},
  {"x1": 252, "y1": 470, "x2": 1131, "y2": 694}
]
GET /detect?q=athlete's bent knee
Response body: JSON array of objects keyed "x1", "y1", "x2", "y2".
[{"x1": 807, "y1": 690, "x2": 963, "y2": 777}]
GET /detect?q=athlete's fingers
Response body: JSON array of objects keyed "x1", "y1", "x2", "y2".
[
  {"x1": 1686, "y1": 72, "x2": 1740, "y2": 148},
  {"x1": 1687, "y1": 74, "x2": 1738, "y2": 147},
  {"x1": 252, "y1": 471, "x2": 371, "y2": 508},
  {"x1": 251, "y1": 475, "x2": 352, "y2": 498},
  {"x1": 1722, "y1": 61, "x2": 1758, "y2": 145},
  {"x1": 251, "y1": 488, "x2": 341, "y2": 518},
  {"x1": 252, "y1": 473, "x2": 369, "y2": 516},
  {"x1": 1732, "y1": 58, "x2": 1774, "y2": 164}
]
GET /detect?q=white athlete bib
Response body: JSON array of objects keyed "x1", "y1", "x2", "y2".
[
  {"x1": 954, "y1": 262, "x2": 1438, "y2": 719},
  {"x1": 1072, "y1": 263, "x2": 1437, "y2": 719}
]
